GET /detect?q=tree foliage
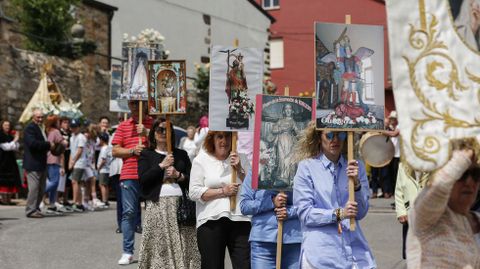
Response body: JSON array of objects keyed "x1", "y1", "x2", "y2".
[{"x1": 9, "y1": 0, "x2": 91, "y2": 57}]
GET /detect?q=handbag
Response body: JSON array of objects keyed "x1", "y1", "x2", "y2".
[
  {"x1": 177, "y1": 189, "x2": 196, "y2": 226},
  {"x1": 50, "y1": 142, "x2": 66, "y2": 156}
]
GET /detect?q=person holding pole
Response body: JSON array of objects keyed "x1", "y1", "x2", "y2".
[
  {"x1": 112, "y1": 100, "x2": 152, "y2": 265},
  {"x1": 189, "y1": 131, "x2": 251, "y2": 269},
  {"x1": 240, "y1": 171, "x2": 301, "y2": 269},
  {"x1": 137, "y1": 118, "x2": 200, "y2": 268},
  {"x1": 292, "y1": 122, "x2": 375, "y2": 269}
]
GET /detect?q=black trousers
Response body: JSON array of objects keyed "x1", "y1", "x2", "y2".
[
  {"x1": 197, "y1": 217, "x2": 251, "y2": 269},
  {"x1": 385, "y1": 157, "x2": 400, "y2": 195},
  {"x1": 402, "y1": 223, "x2": 408, "y2": 259}
]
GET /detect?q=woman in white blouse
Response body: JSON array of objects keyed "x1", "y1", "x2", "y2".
[
  {"x1": 189, "y1": 131, "x2": 251, "y2": 269},
  {"x1": 0, "y1": 120, "x2": 20, "y2": 205}
]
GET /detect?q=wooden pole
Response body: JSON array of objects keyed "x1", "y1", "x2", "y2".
[
  {"x1": 138, "y1": 101, "x2": 143, "y2": 145},
  {"x1": 166, "y1": 115, "x2": 172, "y2": 154},
  {"x1": 345, "y1": 14, "x2": 355, "y2": 231},
  {"x1": 230, "y1": 38, "x2": 239, "y2": 212},
  {"x1": 275, "y1": 86, "x2": 291, "y2": 269},
  {"x1": 123, "y1": 113, "x2": 128, "y2": 122},
  {"x1": 348, "y1": 132, "x2": 356, "y2": 231}
]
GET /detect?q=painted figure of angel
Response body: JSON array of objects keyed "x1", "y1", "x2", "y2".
[{"x1": 271, "y1": 103, "x2": 299, "y2": 188}]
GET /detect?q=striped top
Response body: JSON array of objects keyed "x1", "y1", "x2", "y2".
[{"x1": 112, "y1": 117, "x2": 153, "y2": 180}]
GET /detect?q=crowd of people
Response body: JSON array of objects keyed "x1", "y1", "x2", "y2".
[{"x1": 1, "y1": 102, "x2": 480, "y2": 268}]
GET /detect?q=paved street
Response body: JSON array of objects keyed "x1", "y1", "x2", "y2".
[{"x1": 0, "y1": 198, "x2": 405, "y2": 269}]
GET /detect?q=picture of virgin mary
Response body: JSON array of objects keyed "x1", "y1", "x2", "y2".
[{"x1": 129, "y1": 52, "x2": 148, "y2": 97}]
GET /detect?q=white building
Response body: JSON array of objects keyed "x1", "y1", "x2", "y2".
[{"x1": 101, "y1": 0, "x2": 274, "y2": 80}]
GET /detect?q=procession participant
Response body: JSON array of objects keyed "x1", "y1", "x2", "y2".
[
  {"x1": 293, "y1": 122, "x2": 376, "y2": 268},
  {"x1": 137, "y1": 119, "x2": 200, "y2": 269},
  {"x1": 189, "y1": 131, "x2": 251, "y2": 269},
  {"x1": 0, "y1": 120, "x2": 21, "y2": 205},
  {"x1": 240, "y1": 171, "x2": 301, "y2": 269},
  {"x1": 394, "y1": 162, "x2": 428, "y2": 259},
  {"x1": 24, "y1": 108, "x2": 54, "y2": 218},
  {"x1": 112, "y1": 100, "x2": 152, "y2": 265},
  {"x1": 407, "y1": 147, "x2": 480, "y2": 268}
]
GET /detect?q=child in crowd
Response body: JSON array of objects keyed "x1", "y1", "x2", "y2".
[
  {"x1": 82, "y1": 124, "x2": 104, "y2": 210},
  {"x1": 97, "y1": 132, "x2": 111, "y2": 208}
]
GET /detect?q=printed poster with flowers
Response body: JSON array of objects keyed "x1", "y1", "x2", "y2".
[{"x1": 209, "y1": 46, "x2": 263, "y2": 131}]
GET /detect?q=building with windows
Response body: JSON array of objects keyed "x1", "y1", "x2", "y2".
[{"x1": 256, "y1": 0, "x2": 395, "y2": 113}]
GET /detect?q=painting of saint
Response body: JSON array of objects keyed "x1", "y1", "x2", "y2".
[
  {"x1": 252, "y1": 95, "x2": 313, "y2": 191},
  {"x1": 315, "y1": 22, "x2": 384, "y2": 131},
  {"x1": 147, "y1": 60, "x2": 187, "y2": 114},
  {"x1": 449, "y1": 0, "x2": 480, "y2": 51},
  {"x1": 209, "y1": 46, "x2": 263, "y2": 131}
]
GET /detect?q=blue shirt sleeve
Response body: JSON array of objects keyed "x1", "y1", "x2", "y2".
[
  {"x1": 354, "y1": 161, "x2": 370, "y2": 220},
  {"x1": 294, "y1": 161, "x2": 336, "y2": 227},
  {"x1": 240, "y1": 171, "x2": 275, "y2": 216}
]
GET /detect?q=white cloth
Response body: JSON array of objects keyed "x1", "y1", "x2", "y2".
[
  {"x1": 97, "y1": 145, "x2": 111, "y2": 174},
  {"x1": 108, "y1": 132, "x2": 123, "y2": 177},
  {"x1": 189, "y1": 150, "x2": 251, "y2": 228},
  {"x1": 130, "y1": 58, "x2": 148, "y2": 95},
  {"x1": 57, "y1": 174, "x2": 66, "y2": 192},
  {"x1": 70, "y1": 133, "x2": 88, "y2": 169},
  {"x1": 180, "y1": 138, "x2": 197, "y2": 161},
  {"x1": 194, "y1": 128, "x2": 209, "y2": 147},
  {"x1": 386, "y1": 0, "x2": 480, "y2": 171},
  {"x1": 390, "y1": 126, "x2": 400, "y2": 158},
  {"x1": 0, "y1": 141, "x2": 19, "y2": 151},
  {"x1": 159, "y1": 183, "x2": 182, "y2": 197}
]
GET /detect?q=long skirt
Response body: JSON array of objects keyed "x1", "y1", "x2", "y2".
[{"x1": 138, "y1": 196, "x2": 201, "y2": 269}]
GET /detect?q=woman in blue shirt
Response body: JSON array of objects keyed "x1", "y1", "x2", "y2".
[
  {"x1": 240, "y1": 170, "x2": 302, "y2": 269},
  {"x1": 293, "y1": 123, "x2": 376, "y2": 269}
]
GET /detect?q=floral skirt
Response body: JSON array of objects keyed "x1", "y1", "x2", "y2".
[{"x1": 138, "y1": 197, "x2": 201, "y2": 269}]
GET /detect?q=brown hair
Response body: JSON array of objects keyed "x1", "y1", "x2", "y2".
[
  {"x1": 45, "y1": 115, "x2": 59, "y2": 133},
  {"x1": 85, "y1": 123, "x2": 99, "y2": 141},
  {"x1": 203, "y1": 131, "x2": 232, "y2": 155}
]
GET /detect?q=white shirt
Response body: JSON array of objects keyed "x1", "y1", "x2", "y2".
[
  {"x1": 181, "y1": 138, "x2": 198, "y2": 161},
  {"x1": 0, "y1": 141, "x2": 19, "y2": 151},
  {"x1": 189, "y1": 150, "x2": 251, "y2": 228},
  {"x1": 154, "y1": 149, "x2": 183, "y2": 197},
  {"x1": 70, "y1": 133, "x2": 88, "y2": 169},
  {"x1": 390, "y1": 126, "x2": 400, "y2": 158},
  {"x1": 108, "y1": 132, "x2": 122, "y2": 176},
  {"x1": 97, "y1": 145, "x2": 111, "y2": 174}
]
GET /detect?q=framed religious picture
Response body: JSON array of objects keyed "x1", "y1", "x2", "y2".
[
  {"x1": 109, "y1": 64, "x2": 129, "y2": 112},
  {"x1": 251, "y1": 95, "x2": 314, "y2": 190},
  {"x1": 147, "y1": 60, "x2": 187, "y2": 115},
  {"x1": 209, "y1": 46, "x2": 263, "y2": 131},
  {"x1": 120, "y1": 42, "x2": 163, "y2": 100},
  {"x1": 315, "y1": 22, "x2": 385, "y2": 131}
]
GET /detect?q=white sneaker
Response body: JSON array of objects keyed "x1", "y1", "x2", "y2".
[
  {"x1": 93, "y1": 198, "x2": 106, "y2": 208},
  {"x1": 39, "y1": 202, "x2": 45, "y2": 210},
  {"x1": 118, "y1": 253, "x2": 133, "y2": 265}
]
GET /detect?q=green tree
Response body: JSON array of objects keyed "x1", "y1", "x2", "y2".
[{"x1": 10, "y1": 0, "x2": 79, "y2": 56}]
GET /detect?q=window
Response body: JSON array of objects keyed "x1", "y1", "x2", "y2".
[
  {"x1": 270, "y1": 39, "x2": 284, "y2": 69},
  {"x1": 361, "y1": 58, "x2": 375, "y2": 104},
  {"x1": 263, "y1": 0, "x2": 279, "y2": 10}
]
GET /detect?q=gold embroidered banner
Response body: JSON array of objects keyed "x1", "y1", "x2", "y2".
[{"x1": 386, "y1": 0, "x2": 480, "y2": 171}]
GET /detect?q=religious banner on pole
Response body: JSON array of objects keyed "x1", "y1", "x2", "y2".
[
  {"x1": 251, "y1": 95, "x2": 314, "y2": 190},
  {"x1": 147, "y1": 60, "x2": 187, "y2": 115},
  {"x1": 315, "y1": 22, "x2": 385, "y2": 131},
  {"x1": 109, "y1": 64, "x2": 129, "y2": 112},
  {"x1": 386, "y1": 0, "x2": 480, "y2": 171},
  {"x1": 209, "y1": 46, "x2": 263, "y2": 131}
]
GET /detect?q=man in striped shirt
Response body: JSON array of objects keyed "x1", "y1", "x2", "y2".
[{"x1": 112, "y1": 100, "x2": 153, "y2": 265}]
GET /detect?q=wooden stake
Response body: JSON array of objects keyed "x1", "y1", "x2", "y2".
[
  {"x1": 276, "y1": 191, "x2": 285, "y2": 269},
  {"x1": 284, "y1": 86, "x2": 289, "y2": 96},
  {"x1": 138, "y1": 101, "x2": 143, "y2": 145},
  {"x1": 124, "y1": 113, "x2": 128, "y2": 122},
  {"x1": 348, "y1": 132, "x2": 356, "y2": 231},
  {"x1": 166, "y1": 115, "x2": 172, "y2": 154},
  {"x1": 230, "y1": 131, "x2": 238, "y2": 211}
]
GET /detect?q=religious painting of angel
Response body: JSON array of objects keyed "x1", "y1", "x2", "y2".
[
  {"x1": 315, "y1": 22, "x2": 385, "y2": 131},
  {"x1": 209, "y1": 46, "x2": 263, "y2": 131},
  {"x1": 147, "y1": 60, "x2": 187, "y2": 115},
  {"x1": 251, "y1": 95, "x2": 313, "y2": 191},
  {"x1": 120, "y1": 42, "x2": 162, "y2": 100}
]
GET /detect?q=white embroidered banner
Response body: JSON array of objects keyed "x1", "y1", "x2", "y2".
[{"x1": 386, "y1": 0, "x2": 480, "y2": 171}]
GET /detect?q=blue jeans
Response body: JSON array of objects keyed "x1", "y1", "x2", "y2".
[
  {"x1": 251, "y1": 241, "x2": 301, "y2": 269},
  {"x1": 113, "y1": 176, "x2": 141, "y2": 229},
  {"x1": 120, "y1": 180, "x2": 140, "y2": 254},
  {"x1": 46, "y1": 164, "x2": 61, "y2": 204}
]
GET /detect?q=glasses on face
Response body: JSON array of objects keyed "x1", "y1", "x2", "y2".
[
  {"x1": 155, "y1": 127, "x2": 166, "y2": 135},
  {"x1": 325, "y1": 132, "x2": 347, "y2": 141}
]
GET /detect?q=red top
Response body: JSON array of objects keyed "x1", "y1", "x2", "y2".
[{"x1": 112, "y1": 117, "x2": 153, "y2": 180}]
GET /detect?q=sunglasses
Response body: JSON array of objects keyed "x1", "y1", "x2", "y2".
[
  {"x1": 155, "y1": 127, "x2": 166, "y2": 135},
  {"x1": 325, "y1": 132, "x2": 347, "y2": 141}
]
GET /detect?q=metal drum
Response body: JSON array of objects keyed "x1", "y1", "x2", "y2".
[{"x1": 359, "y1": 132, "x2": 394, "y2": 168}]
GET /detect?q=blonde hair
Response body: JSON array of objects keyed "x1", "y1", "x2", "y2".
[{"x1": 293, "y1": 121, "x2": 322, "y2": 162}]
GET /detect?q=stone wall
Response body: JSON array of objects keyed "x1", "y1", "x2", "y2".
[{"x1": 0, "y1": 43, "x2": 117, "y2": 128}]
